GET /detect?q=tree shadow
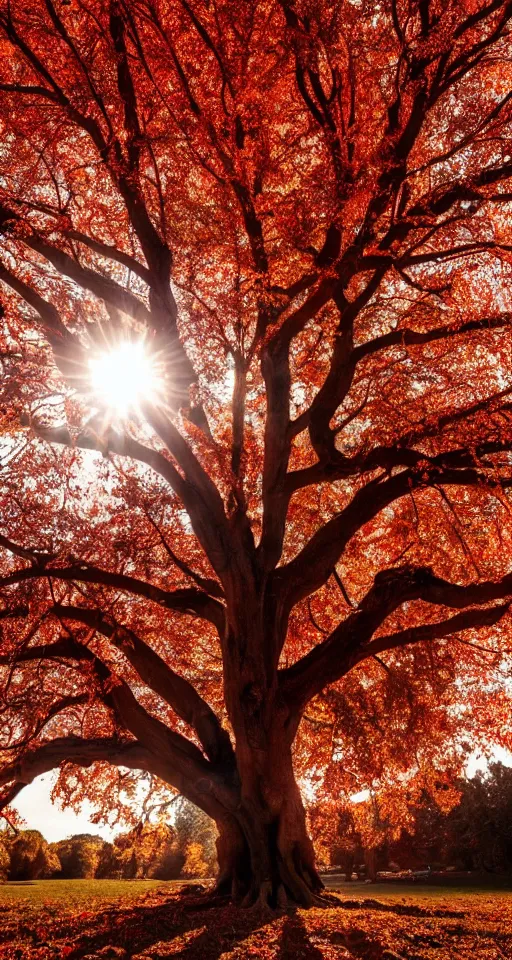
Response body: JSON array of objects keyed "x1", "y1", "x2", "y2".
[
  {"x1": 168, "y1": 906, "x2": 333, "y2": 960},
  {"x1": 329, "y1": 926, "x2": 404, "y2": 959},
  {"x1": 60, "y1": 892, "x2": 340, "y2": 960},
  {"x1": 275, "y1": 913, "x2": 325, "y2": 960},
  {"x1": 63, "y1": 891, "x2": 278, "y2": 960},
  {"x1": 338, "y1": 897, "x2": 466, "y2": 919},
  {"x1": 2, "y1": 887, "x2": 489, "y2": 960}
]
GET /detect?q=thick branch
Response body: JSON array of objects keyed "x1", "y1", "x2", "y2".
[
  {"x1": 0, "y1": 635, "x2": 238, "y2": 817},
  {"x1": 0, "y1": 261, "x2": 88, "y2": 386},
  {"x1": 358, "y1": 603, "x2": 511, "y2": 663},
  {"x1": 25, "y1": 419, "x2": 231, "y2": 586},
  {"x1": 0, "y1": 737, "x2": 153, "y2": 796},
  {"x1": 140, "y1": 404, "x2": 235, "y2": 580},
  {"x1": 0, "y1": 627, "x2": 238, "y2": 815},
  {"x1": 275, "y1": 464, "x2": 512, "y2": 618},
  {"x1": 0, "y1": 637, "x2": 90, "y2": 666},
  {"x1": 23, "y1": 233, "x2": 153, "y2": 327},
  {"x1": 64, "y1": 230, "x2": 151, "y2": 284},
  {"x1": 106, "y1": 674, "x2": 238, "y2": 812},
  {"x1": 53, "y1": 604, "x2": 235, "y2": 767},
  {"x1": 281, "y1": 566, "x2": 512, "y2": 708},
  {"x1": 0, "y1": 550, "x2": 224, "y2": 630}
]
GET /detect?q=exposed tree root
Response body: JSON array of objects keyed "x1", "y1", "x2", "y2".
[
  {"x1": 210, "y1": 793, "x2": 329, "y2": 910},
  {"x1": 183, "y1": 882, "x2": 343, "y2": 914}
]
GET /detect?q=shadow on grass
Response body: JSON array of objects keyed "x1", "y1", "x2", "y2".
[
  {"x1": 60, "y1": 893, "x2": 451, "y2": 960},
  {"x1": 63, "y1": 891, "x2": 277, "y2": 960},
  {"x1": 4, "y1": 881, "x2": 37, "y2": 886},
  {"x1": 60, "y1": 893, "x2": 339, "y2": 960},
  {"x1": 276, "y1": 914, "x2": 325, "y2": 960},
  {"x1": 2, "y1": 886, "x2": 511, "y2": 960},
  {"x1": 338, "y1": 897, "x2": 466, "y2": 919}
]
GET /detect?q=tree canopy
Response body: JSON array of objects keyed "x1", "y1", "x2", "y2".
[{"x1": 1, "y1": 0, "x2": 512, "y2": 906}]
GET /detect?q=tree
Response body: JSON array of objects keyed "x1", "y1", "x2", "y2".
[
  {"x1": 111, "y1": 821, "x2": 179, "y2": 879},
  {"x1": 7, "y1": 830, "x2": 60, "y2": 881},
  {"x1": 53, "y1": 833, "x2": 113, "y2": 879},
  {"x1": 0, "y1": 837, "x2": 9, "y2": 882},
  {"x1": 443, "y1": 762, "x2": 512, "y2": 872},
  {"x1": 173, "y1": 798, "x2": 217, "y2": 878},
  {"x1": 1, "y1": 0, "x2": 512, "y2": 908},
  {"x1": 315, "y1": 762, "x2": 512, "y2": 875}
]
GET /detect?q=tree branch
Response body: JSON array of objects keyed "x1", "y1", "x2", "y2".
[
  {"x1": 275, "y1": 463, "x2": 512, "y2": 620},
  {"x1": 0, "y1": 737, "x2": 154, "y2": 797},
  {"x1": 281, "y1": 566, "x2": 512, "y2": 708},
  {"x1": 0, "y1": 637, "x2": 238, "y2": 818},
  {"x1": 25, "y1": 419, "x2": 231, "y2": 587},
  {"x1": 0, "y1": 547, "x2": 224, "y2": 630},
  {"x1": 53, "y1": 604, "x2": 235, "y2": 767},
  {"x1": 357, "y1": 602, "x2": 511, "y2": 664},
  {"x1": 0, "y1": 260, "x2": 88, "y2": 387}
]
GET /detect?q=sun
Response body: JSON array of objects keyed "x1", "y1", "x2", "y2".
[{"x1": 88, "y1": 340, "x2": 162, "y2": 416}]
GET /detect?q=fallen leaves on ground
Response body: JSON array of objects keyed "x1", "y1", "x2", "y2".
[{"x1": 0, "y1": 886, "x2": 511, "y2": 959}]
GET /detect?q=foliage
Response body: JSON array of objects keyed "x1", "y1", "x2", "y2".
[
  {"x1": 111, "y1": 822, "x2": 181, "y2": 879},
  {"x1": 310, "y1": 761, "x2": 512, "y2": 876},
  {"x1": 0, "y1": 817, "x2": 214, "y2": 882},
  {"x1": 181, "y1": 842, "x2": 209, "y2": 880},
  {"x1": 423, "y1": 761, "x2": 512, "y2": 873},
  {"x1": 173, "y1": 799, "x2": 217, "y2": 878},
  {"x1": 0, "y1": 839, "x2": 9, "y2": 881},
  {"x1": 1, "y1": 0, "x2": 512, "y2": 904},
  {"x1": 6, "y1": 830, "x2": 60, "y2": 881},
  {"x1": 52, "y1": 834, "x2": 113, "y2": 880}
]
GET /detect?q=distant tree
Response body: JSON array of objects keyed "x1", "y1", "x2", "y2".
[
  {"x1": 444, "y1": 763, "x2": 512, "y2": 873},
  {"x1": 53, "y1": 833, "x2": 113, "y2": 879},
  {"x1": 174, "y1": 799, "x2": 217, "y2": 878},
  {"x1": 8, "y1": 830, "x2": 60, "y2": 881},
  {"x1": 112, "y1": 822, "x2": 179, "y2": 879},
  {"x1": 181, "y1": 843, "x2": 209, "y2": 880},
  {"x1": 321, "y1": 762, "x2": 512, "y2": 875},
  {"x1": 309, "y1": 799, "x2": 389, "y2": 879},
  {"x1": 2, "y1": 0, "x2": 512, "y2": 907},
  {"x1": 0, "y1": 838, "x2": 9, "y2": 881}
]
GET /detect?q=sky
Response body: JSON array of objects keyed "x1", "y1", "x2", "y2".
[
  {"x1": 13, "y1": 773, "x2": 118, "y2": 843},
  {"x1": 11, "y1": 747, "x2": 512, "y2": 844}
]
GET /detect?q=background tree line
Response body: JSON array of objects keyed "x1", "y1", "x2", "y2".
[
  {"x1": 2, "y1": 764, "x2": 511, "y2": 883},
  {"x1": 309, "y1": 763, "x2": 512, "y2": 880},
  {"x1": 0, "y1": 799, "x2": 217, "y2": 882}
]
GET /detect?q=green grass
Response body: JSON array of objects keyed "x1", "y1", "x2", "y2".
[
  {"x1": 0, "y1": 878, "x2": 170, "y2": 905},
  {"x1": 1, "y1": 876, "x2": 512, "y2": 908},
  {"x1": 323, "y1": 877, "x2": 512, "y2": 900}
]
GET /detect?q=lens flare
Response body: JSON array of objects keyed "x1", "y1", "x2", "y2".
[{"x1": 89, "y1": 340, "x2": 161, "y2": 415}]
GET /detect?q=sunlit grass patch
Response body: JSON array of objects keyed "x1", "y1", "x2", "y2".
[{"x1": 0, "y1": 878, "x2": 168, "y2": 905}]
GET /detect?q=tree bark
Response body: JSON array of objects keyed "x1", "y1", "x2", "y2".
[{"x1": 212, "y1": 734, "x2": 324, "y2": 908}]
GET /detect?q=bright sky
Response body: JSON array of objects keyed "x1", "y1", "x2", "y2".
[
  {"x1": 466, "y1": 745, "x2": 512, "y2": 777},
  {"x1": 13, "y1": 773, "x2": 118, "y2": 843}
]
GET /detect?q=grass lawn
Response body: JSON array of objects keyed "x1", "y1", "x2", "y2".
[
  {"x1": 0, "y1": 879, "x2": 511, "y2": 958},
  {"x1": 0, "y1": 878, "x2": 168, "y2": 905},
  {"x1": 323, "y1": 876, "x2": 512, "y2": 900}
]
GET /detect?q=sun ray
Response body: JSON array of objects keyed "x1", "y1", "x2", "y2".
[{"x1": 88, "y1": 340, "x2": 163, "y2": 417}]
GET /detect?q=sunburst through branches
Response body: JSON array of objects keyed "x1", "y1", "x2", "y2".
[{"x1": 88, "y1": 340, "x2": 163, "y2": 417}]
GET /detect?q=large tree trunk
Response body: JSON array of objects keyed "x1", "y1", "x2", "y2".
[
  {"x1": 212, "y1": 730, "x2": 324, "y2": 907},
  {"x1": 195, "y1": 600, "x2": 324, "y2": 907}
]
